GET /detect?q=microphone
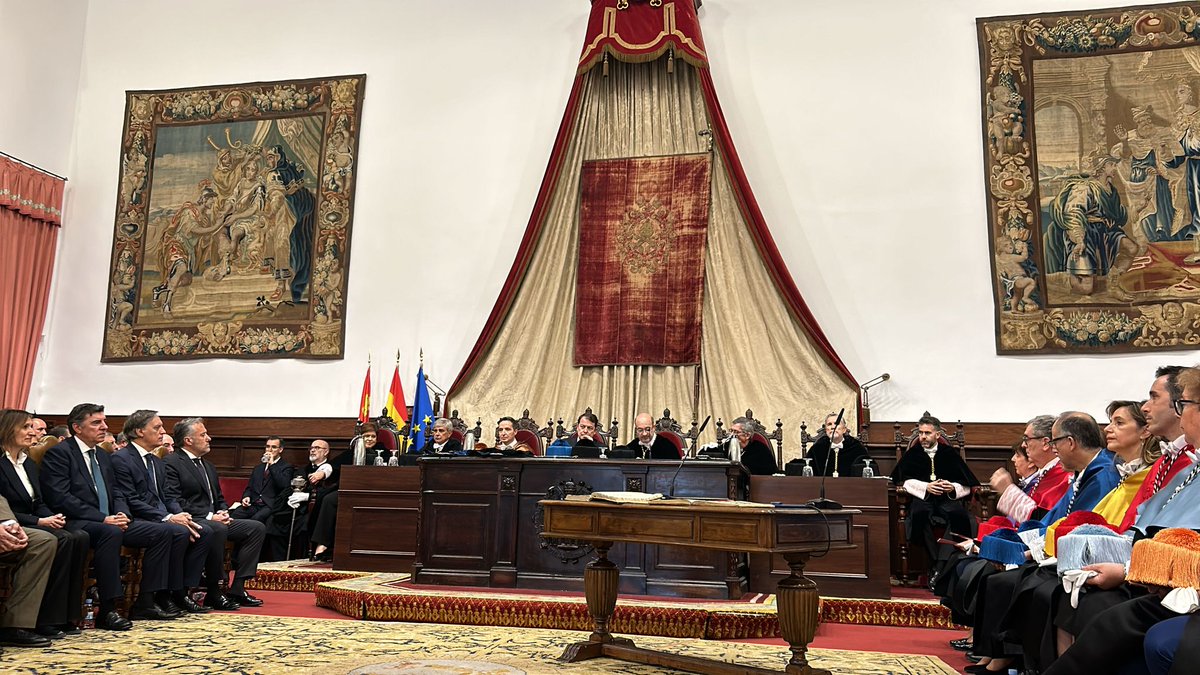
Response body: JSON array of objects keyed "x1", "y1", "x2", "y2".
[
  {"x1": 809, "y1": 407, "x2": 844, "y2": 511},
  {"x1": 668, "y1": 415, "x2": 710, "y2": 497}
]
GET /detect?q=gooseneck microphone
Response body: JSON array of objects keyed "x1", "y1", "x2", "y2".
[
  {"x1": 668, "y1": 415, "x2": 710, "y2": 498},
  {"x1": 809, "y1": 408, "x2": 844, "y2": 510}
]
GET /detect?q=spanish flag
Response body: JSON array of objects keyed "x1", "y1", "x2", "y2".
[
  {"x1": 357, "y1": 365, "x2": 371, "y2": 423},
  {"x1": 384, "y1": 363, "x2": 407, "y2": 428}
]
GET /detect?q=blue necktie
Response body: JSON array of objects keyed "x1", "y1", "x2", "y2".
[
  {"x1": 88, "y1": 449, "x2": 110, "y2": 516},
  {"x1": 144, "y1": 454, "x2": 161, "y2": 503}
]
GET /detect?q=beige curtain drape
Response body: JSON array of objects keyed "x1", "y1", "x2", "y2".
[{"x1": 449, "y1": 60, "x2": 857, "y2": 461}]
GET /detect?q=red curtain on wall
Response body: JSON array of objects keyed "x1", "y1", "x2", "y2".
[{"x1": 0, "y1": 156, "x2": 64, "y2": 408}]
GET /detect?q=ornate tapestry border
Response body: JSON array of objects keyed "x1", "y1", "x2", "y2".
[
  {"x1": 102, "y1": 74, "x2": 365, "y2": 361},
  {"x1": 980, "y1": 4, "x2": 1200, "y2": 354}
]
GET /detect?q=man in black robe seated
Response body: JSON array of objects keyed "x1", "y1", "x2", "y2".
[
  {"x1": 890, "y1": 413, "x2": 978, "y2": 576},
  {"x1": 612, "y1": 413, "x2": 679, "y2": 460},
  {"x1": 488, "y1": 417, "x2": 531, "y2": 455},
  {"x1": 570, "y1": 413, "x2": 604, "y2": 458},
  {"x1": 731, "y1": 416, "x2": 778, "y2": 476},
  {"x1": 419, "y1": 418, "x2": 463, "y2": 455},
  {"x1": 788, "y1": 411, "x2": 870, "y2": 477}
]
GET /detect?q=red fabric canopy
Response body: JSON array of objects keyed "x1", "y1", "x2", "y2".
[
  {"x1": 0, "y1": 156, "x2": 64, "y2": 227},
  {"x1": 449, "y1": 0, "x2": 858, "y2": 407},
  {"x1": 578, "y1": 0, "x2": 707, "y2": 73}
]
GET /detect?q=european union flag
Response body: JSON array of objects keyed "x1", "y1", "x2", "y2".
[{"x1": 408, "y1": 365, "x2": 435, "y2": 453}]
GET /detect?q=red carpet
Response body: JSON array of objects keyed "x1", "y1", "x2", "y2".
[{"x1": 249, "y1": 588, "x2": 969, "y2": 666}]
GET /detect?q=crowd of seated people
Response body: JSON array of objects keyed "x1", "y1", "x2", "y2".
[
  {"x1": 0, "y1": 403, "x2": 268, "y2": 650},
  {"x1": 930, "y1": 365, "x2": 1200, "y2": 675}
]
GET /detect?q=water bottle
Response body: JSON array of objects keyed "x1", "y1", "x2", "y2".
[
  {"x1": 801, "y1": 457, "x2": 814, "y2": 478},
  {"x1": 82, "y1": 598, "x2": 95, "y2": 630},
  {"x1": 862, "y1": 458, "x2": 875, "y2": 479}
]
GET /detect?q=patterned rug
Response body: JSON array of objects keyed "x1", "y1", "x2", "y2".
[
  {"x1": 251, "y1": 560, "x2": 959, "y2": 636},
  {"x1": 2, "y1": 613, "x2": 959, "y2": 675}
]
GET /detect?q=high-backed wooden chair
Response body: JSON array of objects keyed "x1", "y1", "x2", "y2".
[
  {"x1": 652, "y1": 408, "x2": 687, "y2": 458},
  {"x1": 448, "y1": 410, "x2": 484, "y2": 449},
  {"x1": 513, "y1": 409, "x2": 552, "y2": 456}
]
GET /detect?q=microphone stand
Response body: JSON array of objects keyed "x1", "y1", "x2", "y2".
[
  {"x1": 808, "y1": 408, "x2": 845, "y2": 510},
  {"x1": 668, "y1": 415, "x2": 710, "y2": 498}
]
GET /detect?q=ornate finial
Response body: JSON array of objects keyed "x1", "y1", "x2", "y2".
[{"x1": 395, "y1": 349, "x2": 400, "y2": 364}]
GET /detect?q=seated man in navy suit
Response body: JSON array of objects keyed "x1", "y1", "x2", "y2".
[
  {"x1": 39, "y1": 403, "x2": 175, "y2": 630},
  {"x1": 162, "y1": 417, "x2": 266, "y2": 609},
  {"x1": 111, "y1": 409, "x2": 212, "y2": 615},
  {"x1": 233, "y1": 435, "x2": 295, "y2": 561}
]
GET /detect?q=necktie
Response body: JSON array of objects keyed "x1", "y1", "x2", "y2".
[
  {"x1": 143, "y1": 454, "x2": 160, "y2": 499},
  {"x1": 88, "y1": 449, "x2": 110, "y2": 516},
  {"x1": 192, "y1": 458, "x2": 214, "y2": 506}
]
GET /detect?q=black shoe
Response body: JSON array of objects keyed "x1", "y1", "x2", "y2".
[
  {"x1": 965, "y1": 652, "x2": 983, "y2": 664},
  {"x1": 96, "y1": 610, "x2": 133, "y2": 631},
  {"x1": 227, "y1": 591, "x2": 263, "y2": 607},
  {"x1": 130, "y1": 604, "x2": 179, "y2": 621},
  {"x1": 34, "y1": 626, "x2": 65, "y2": 639},
  {"x1": 174, "y1": 593, "x2": 210, "y2": 614},
  {"x1": 202, "y1": 593, "x2": 241, "y2": 611},
  {"x1": 963, "y1": 665, "x2": 990, "y2": 675},
  {"x1": 950, "y1": 637, "x2": 973, "y2": 651},
  {"x1": 55, "y1": 624, "x2": 82, "y2": 636},
  {"x1": 158, "y1": 598, "x2": 185, "y2": 617},
  {"x1": 0, "y1": 628, "x2": 53, "y2": 647}
]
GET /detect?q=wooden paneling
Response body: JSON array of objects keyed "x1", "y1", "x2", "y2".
[{"x1": 333, "y1": 466, "x2": 420, "y2": 572}]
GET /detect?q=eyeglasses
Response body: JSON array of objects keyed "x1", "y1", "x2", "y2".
[
  {"x1": 732, "y1": 430, "x2": 751, "y2": 438},
  {"x1": 1172, "y1": 399, "x2": 1198, "y2": 415},
  {"x1": 1047, "y1": 434, "x2": 1073, "y2": 447},
  {"x1": 1020, "y1": 435, "x2": 1048, "y2": 444},
  {"x1": 635, "y1": 427, "x2": 654, "y2": 433}
]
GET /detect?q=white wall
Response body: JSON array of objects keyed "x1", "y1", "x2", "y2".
[{"x1": 24, "y1": 0, "x2": 1187, "y2": 422}]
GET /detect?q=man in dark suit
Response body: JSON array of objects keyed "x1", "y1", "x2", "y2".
[
  {"x1": 39, "y1": 403, "x2": 175, "y2": 630},
  {"x1": 234, "y1": 435, "x2": 295, "y2": 561},
  {"x1": 419, "y1": 418, "x2": 463, "y2": 455},
  {"x1": 613, "y1": 413, "x2": 680, "y2": 459},
  {"x1": 110, "y1": 409, "x2": 212, "y2": 615},
  {"x1": 162, "y1": 417, "x2": 265, "y2": 609}
]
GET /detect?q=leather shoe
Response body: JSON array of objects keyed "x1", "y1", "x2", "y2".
[
  {"x1": 950, "y1": 637, "x2": 973, "y2": 651},
  {"x1": 34, "y1": 626, "x2": 65, "y2": 639},
  {"x1": 963, "y1": 665, "x2": 990, "y2": 675},
  {"x1": 0, "y1": 628, "x2": 53, "y2": 647},
  {"x1": 203, "y1": 593, "x2": 241, "y2": 611},
  {"x1": 55, "y1": 624, "x2": 82, "y2": 636},
  {"x1": 130, "y1": 604, "x2": 179, "y2": 621},
  {"x1": 96, "y1": 610, "x2": 133, "y2": 631},
  {"x1": 174, "y1": 593, "x2": 210, "y2": 614},
  {"x1": 965, "y1": 652, "x2": 983, "y2": 664},
  {"x1": 227, "y1": 591, "x2": 263, "y2": 607}
]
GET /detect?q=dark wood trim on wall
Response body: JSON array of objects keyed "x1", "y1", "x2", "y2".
[
  {"x1": 38, "y1": 415, "x2": 359, "y2": 480},
  {"x1": 861, "y1": 419, "x2": 1026, "y2": 483}
]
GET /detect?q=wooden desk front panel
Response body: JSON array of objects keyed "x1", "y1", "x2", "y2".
[
  {"x1": 748, "y1": 476, "x2": 890, "y2": 599},
  {"x1": 416, "y1": 458, "x2": 747, "y2": 599},
  {"x1": 334, "y1": 466, "x2": 420, "y2": 572}
]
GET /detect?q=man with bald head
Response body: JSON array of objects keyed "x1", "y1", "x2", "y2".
[{"x1": 614, "y1": 413, "x2": 680, "y2": 459}]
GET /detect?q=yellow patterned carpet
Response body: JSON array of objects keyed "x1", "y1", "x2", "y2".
[{"x1": 3, "y1": 614, "x2": 959, "y2": 674}]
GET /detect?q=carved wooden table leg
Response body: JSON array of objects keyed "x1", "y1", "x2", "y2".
[
  {"x1": 559, "y1": 542, "x2": 633, "y2": 662},
  {"x1": 778, "y1": 551, "x2": 829, "y2": 675}
]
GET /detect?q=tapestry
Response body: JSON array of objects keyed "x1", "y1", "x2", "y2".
[
  {"x1": 101, "y1": 75, "x2": 365, "y2": 361},
  {"x1": 575, "y1": 153, "x2": 711, "y2": 365},
  {"x1": 981, "y1": 5, "x2": 1200, "y2": 354}
]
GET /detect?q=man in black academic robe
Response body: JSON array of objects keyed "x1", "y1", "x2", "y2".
[
  {"x1": 788, "y1": 412, "x2": 870, "y2": 477},
  {"x1": 612, "y1": 413, "x2": 681, "y2": 460},
  {"x1": 418, "y1": 418, "x2": 464, "y2": 455},
  {"x1": 730, "y1": 416, "x2": 778, "y2": 476},
  {"x1": 890, "y1": 414, "x2": 978, "y2": 572}
]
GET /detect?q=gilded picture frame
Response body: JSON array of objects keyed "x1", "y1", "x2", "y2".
[{"x1": 102, "y1": 74, "x2": 365, "y2": 361}]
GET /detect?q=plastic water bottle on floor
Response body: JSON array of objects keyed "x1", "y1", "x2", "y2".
[{"x1": 82, "y1": 598, "x2": 95, "y2": 630}]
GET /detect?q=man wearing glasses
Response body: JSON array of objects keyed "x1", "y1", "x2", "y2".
[
  {"x1": 992, "y1": 414, "x2": 1072, "y2": 522},
  {"x1": 613, "y1": 413, "x2": 679, "y2": 460},
  {"x1": 728, "y1": 416, "x2": 777, "y2": 476}
]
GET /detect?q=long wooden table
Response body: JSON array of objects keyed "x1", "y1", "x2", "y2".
[{"x1": 540, "y1": 499, "x2": 856, "y2": 675}]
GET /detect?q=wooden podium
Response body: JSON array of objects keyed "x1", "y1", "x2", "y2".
[{"x1": 540, "y1": 499, "x2": 856, "y2": 675}]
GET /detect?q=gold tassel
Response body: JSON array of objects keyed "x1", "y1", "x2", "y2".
[
  {"x1": 1128, "y1": 529, "x2": 1200, "y2": 587},
  {"x1": 603, "y1": 52, "x2": 609, "y2": 77},
  {"x1": 668, "y1": 47, "x2": 675, "y2": 74}
]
